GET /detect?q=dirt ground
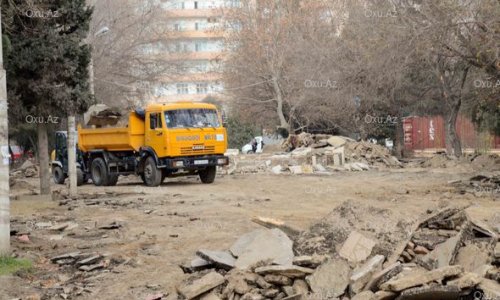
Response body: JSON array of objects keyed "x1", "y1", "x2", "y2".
[{"x1": 1, "y1": 166, "x2": 499, "y2": 300}]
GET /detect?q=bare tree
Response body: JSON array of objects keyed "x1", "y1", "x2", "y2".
[{"x1": 89, "y1": 0, "x2": 177, "y2": 108}]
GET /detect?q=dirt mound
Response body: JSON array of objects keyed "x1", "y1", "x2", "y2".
[
  {"x1": 470, "y1": 154, "x2": 500, "y2": 171},
  {"x1": 294, "y1": 200, "x2": 418, "y2": 257}
]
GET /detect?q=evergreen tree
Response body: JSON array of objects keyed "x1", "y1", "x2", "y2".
[{"x1": 2, "y1": 0, "x2": 93, "y2": 193}]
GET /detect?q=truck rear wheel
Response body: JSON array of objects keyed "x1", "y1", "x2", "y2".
[
  {"x1": 77, "y1": 168, "x2": 85, "y2": 186},
  {"x1": 52, "y1": 165, "x2": 66, "y2": 184},
  {"x1": 199, "y1": 166, "x2": 216, "y2": 184},
  {"x1": 107, "y1": 174, "x2": 119, "y2": 186},
  {"x1": 91, "y1": 158, "x2": 109, "y2": 186},
  {"x1": 144, "y1": 156, "x2": 162, "y2": 187}
]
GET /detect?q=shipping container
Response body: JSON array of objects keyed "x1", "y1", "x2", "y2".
[{"x1": 403, "y1": 115, "x2": 500, "y2": 153}]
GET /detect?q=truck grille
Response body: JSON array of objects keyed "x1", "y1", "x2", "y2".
[{"x1": 180, "y1": 145, "x2": 215, "y2": 155}]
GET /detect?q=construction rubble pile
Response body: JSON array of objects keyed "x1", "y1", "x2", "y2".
[
  {"x1": 9, "y1": 160, "x2": 39, "y2": 182},
  {"x1": 449, "y1": 174, "x2": 500, "y2": 198},
  {"x1": 175, "y1": 205, "x2": 499, "y2": 300},
  {"x1": 224, "y1": 133, "x2": 403, "y2": 176}
]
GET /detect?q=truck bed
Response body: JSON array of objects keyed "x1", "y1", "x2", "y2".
[{"x1": 78, "y1": 112, "x2": 145, "y2": 152}]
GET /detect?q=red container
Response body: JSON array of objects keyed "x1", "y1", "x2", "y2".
[{"x1": 403, "y1": 115, "x2": 500, "y2": 152}]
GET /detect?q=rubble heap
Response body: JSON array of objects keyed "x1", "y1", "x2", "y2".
[
  {"x1": 176, "y1": 206, "x2": 499, "y2": 300},
  {"x1": 449, "y1": 174, "x2": 500, "y2": 198},
  {"x1": 269, "y1": 133, "x2": 402, "y2": 175}
]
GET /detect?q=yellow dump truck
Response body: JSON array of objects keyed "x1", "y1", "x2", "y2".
[{"x1": 77, "y1": 102, "x2": 228, "y2": 187}]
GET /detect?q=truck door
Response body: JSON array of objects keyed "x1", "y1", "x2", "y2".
[{"x1": 146, "y1": 111, "x2": 167, "y2": 157}]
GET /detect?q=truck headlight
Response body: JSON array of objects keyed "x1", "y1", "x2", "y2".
[
  {"x1": 173, "y1": 161, "x2": 184, "y2": 167},
  {"x1": 217, "y1": 158, "x2": 227, "y2": 165}
]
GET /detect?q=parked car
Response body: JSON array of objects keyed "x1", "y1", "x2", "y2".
[{"x1": 9, "y1": 145, "x2": 24, "y2": 164}]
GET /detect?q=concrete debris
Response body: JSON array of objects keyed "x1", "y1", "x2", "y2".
[
  {"x1": 395, "y1": 285, "x2": 460, "y2": 300},
  {"x1": 177, "y1": 272, "x2": 226, "y2": 300},
  {"x1": 380, "y1": 265, "x2": 463, "y2": 292},
  {"x1": 350, "y1": 255, "x2": 385, "y2": 294},
  {"x1": 234, "y1": 229, "x2": 294, "y2": 269},
  {"x1": 180, "y1": 205, "x2": 497, "y2": 300},
  {"x1": 339, "y1": 231, "x2": 377, "y2": 263},
  {"x1": 306, "y1": 258, "x2": 351, "y2": 298},
  {"x1": 254, "y1": 265, "x2": 314, "y2": 278},
  {"x1": 196, "y1": 249, "x2": 236, "y2": 271},
  {"x1": 84, "y1": 104, "x2": 122, "y2": 127}
]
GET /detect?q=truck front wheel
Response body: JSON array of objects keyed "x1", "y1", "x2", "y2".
[
  {"x1": 91, "y1": 158, "x2": 109, "y2": 186},
  {"x1": 52, "y1": 165, "x2": 66, "y2": 184},
  {"x1": 143, "y1": 156, "x2": 162, "y2": 187},
  {"x1": 199, "y1": 166, "x2": 216, "y2": 184}
]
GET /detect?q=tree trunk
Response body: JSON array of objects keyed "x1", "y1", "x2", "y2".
[
  {"x1": 0, "y1": 12, "x2": 10, "y2": 254},
  {"x1": 67, "y1": 116, "x2": 77, "y2": 196},
  {"x1": 272, "y1": 77, "x2": 290, "y2": 132},
  {"x1": 444, "y1": 103, "x2": 462, "y2": 157},
  {"x1": 38, "y1": 123, "x2": 51, "y2": 195}
]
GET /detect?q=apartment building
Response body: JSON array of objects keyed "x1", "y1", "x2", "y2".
[{"x1": 145, "y1": 0, "x2": 240, "y2": 103}]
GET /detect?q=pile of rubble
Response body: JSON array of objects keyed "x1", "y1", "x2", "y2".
[
  {"x1": 10, "y1": 160, "x2": 39, "y2": 180},
  {"x1": 270, "y1": 133, "x2": 402, "y2": 175},
  {"x1": 174, "y1": 206, "x2": 499, "y2": 300},
  {"x1": 449, "y1": 174, "x2": 500, "y2": 198}
]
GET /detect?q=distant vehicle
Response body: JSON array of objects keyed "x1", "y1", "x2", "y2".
[
  {"x1": 9, "y1": 145, "x2": 23, "y2": 164},
  {"x1": 242, "y1": 136, "x2": 264, "y2": 154}
]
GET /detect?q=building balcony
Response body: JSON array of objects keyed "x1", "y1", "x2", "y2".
[
  {"x1": 160, "y1": 72, "x2": 223, "y2": 83},
  {"x1": 166, "y1": 8, "x2": 222, "y2": 18},
  {"x1": 148, "y1": 51, "x2": 227, "y2": 62},
  {"x1": 168, "y1": 30, "x2": 226, "y2": 39}
]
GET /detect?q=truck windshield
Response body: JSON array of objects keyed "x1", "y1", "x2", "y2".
[{"x1": 164, "y1": 109, "x2": 220, "y2": 129}]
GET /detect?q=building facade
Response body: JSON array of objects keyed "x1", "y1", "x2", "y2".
[{"x1": 145, "y1": 0, "x2": 240, "y2": 103}]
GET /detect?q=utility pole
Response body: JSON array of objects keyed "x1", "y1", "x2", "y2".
[
  {"x1": 67, "y1": 116, "x2": 77, "y2": 196},
  {"x1": 0, "y1": 7, "x2": 11, "y2": 255}
]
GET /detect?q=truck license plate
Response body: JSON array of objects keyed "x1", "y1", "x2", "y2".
[{"x1": 194, "y1": 160, "x2": 209, "y2": 165}]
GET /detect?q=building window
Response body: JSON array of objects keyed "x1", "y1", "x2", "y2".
[
  {"x1": 194, "y1": 1, "x2": 198, "y2": 9},
  {"x1": 176, "y1": 83, "x2": 189, "y2": 94},
  {"x1": 174, "y1": 24, "x2": 181, "y2": 31},
  {"x1": 195, "y1": 41, "x2": 206, "y2": 52},
  {"x1": 196, "y1": 83, "x2": 208, "y2": 94}
]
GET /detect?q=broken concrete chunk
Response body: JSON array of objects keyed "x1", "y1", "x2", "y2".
[
  {"x1": 494, "y1": 242, "x2": 500, "y2": 258},
  {"x1": 255, "y1": 265, "x2": 314, "y2": 278},
  {"x1": 339, "y1": 231, "x2": 376, "y2": 263},
  {"x1": 196, "y1": 249, "x2": 236, "y2": 271},
  {"x1": 178, "y1": 272, "x2": 226, "y2": 300},
  {"x1": 350, "y1": 255, "x2": 385, "y2": 294},
  {"x1": 264, "y1": 274, "x2": 292, "y2": 286},
  {"x1": 418, "y1": 230, "x2": 464, "y2": 270},
  {"x1": 374, "y1": 290, "x2": 396, "y2": 300},
  {"x1": 77, "y1": 255, "x2": 102, "y2": 266},
  {"x1": 327, "y1": 136, "x2": 347, "y2": 148},
  {"x1": 364, "y1": 262, "x2": 402, "y2": 292},
  {"x1": 351, "y1": 291, "x2": 375, "y2": 300},
  {"x1": 282, "y1": 286, "x2": 295, "y2": 296},
  {"x1": 397, "y1": 285, "x2": 460, "y2": 300},
  {"x1": 230, "y1": 229, "x2": 267, "y2": 257},
  {"x1": 380, "y1": 265, "x2": 463, "y2": 292},
  {"x1": 306, "y1": 258, "x2": 351, "y2": 299},
  {"x1": 454, "y1": 243, "x2": 490, "y2": 275},
  {"x1": 447, "y1": 272, "x2": 482, "y2": 289},
  {"x1": 199, "y1": 292, "x2": 222, "y2": 300},
  {"x1": 292, "y1": 279, "x2": 309, "y2": 296},
  {"x1": 293, "y1": 255, "x2": 327, "y2": 268},
  {"x1": 234, "y1": 229, "x2": 294, "y2": 269}
]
